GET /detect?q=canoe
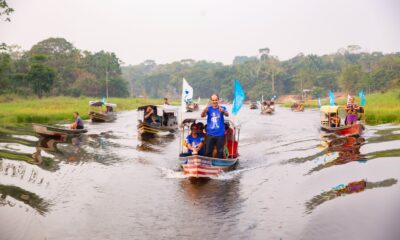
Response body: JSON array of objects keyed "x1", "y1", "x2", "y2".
[{"x1": 32, "y1": 123, "x2": 87, "y2": 138}]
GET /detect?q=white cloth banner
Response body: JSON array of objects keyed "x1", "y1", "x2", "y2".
[{"x1": 181, "y1": 78, "x2": 193, "y2": 107}]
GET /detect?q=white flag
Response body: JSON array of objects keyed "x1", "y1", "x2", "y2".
[{"x1": 181, "y1": 78, "x2": 193, "y2": 107}]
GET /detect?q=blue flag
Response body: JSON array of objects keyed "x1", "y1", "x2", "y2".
[
  {"x1": 232, "y1": 79, "x2": 245, "y2": 115},
  {"x1": 329, "y1": 90, "x2": 335, "y2": 106},
  {"x1": 318, "y1": 94, "x2": 322, "y2": 108},
  {"x1": 358, "y1": 89, "x2": 366, "y2": 107}
]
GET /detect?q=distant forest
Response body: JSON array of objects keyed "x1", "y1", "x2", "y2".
[
  {"x1": 1, "y1": 37, "x2": 399, "y2": 100},
  {"x1": 123, "y1": 45, "x2": 400, "y2": 100}
]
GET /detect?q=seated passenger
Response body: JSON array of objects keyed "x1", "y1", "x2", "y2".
[
  {"x1": 185, "y1": 123, "x2": 205, "y2": 156},
  {"x1": 144, "y1": 106, "x2": 159, "y2": 126},
  {"x1": 70, "y1": 112, "x2": 84, "y2": 129},
  {"x1": 329, "y1": 113, "x2": 341, "y2": 128},
  {"x1": 105, "y1": 106, "x2": 113, "y2": 113}
]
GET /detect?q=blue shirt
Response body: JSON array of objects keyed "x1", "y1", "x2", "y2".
[
  {"x1": 206, "y1": 105, "x2": 226, "y2": 136},
  {"x1": 186, "y1": 134, "x2": 205, "y2": 155},
  {"x1": 75, "y1": 116, "x2": 84, "y2": 129}
]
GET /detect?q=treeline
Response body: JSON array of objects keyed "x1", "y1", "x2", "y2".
[
  {"x1": 122, "y1": 46, "x2": 400, "y2": 100},
  {"x1": 0, "y1": 38, "x2": 129, "y2": 98},
  {"x1": 1, "y1": 39, "x2": 399, "y2": 101}
]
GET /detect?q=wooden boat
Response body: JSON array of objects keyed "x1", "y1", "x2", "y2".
[
  {"x1": 320, "y1": 105, "x2": 364, "y2": 136},
  {"x1": 32, "y1": 123, "x2": 87, "y2": 139},
  {"x1": 186, "y1": 102, "x2": 199, "y2": 112},
  {"x1": 89, "y1": 101, "x2": 117, "y2": 122},
  {"x1": 137, "y1": 105, "x2": 179, "y2": 136},
  {"x1": 291, "y1": 102, "x2": 304, "y2": 112},
  {"x1": 179, "y1": 118, "x2": 240, "y2": 179},
  {"x1": 260, "y1": 100, "x2": 275, "y2": 114},
  {"x1": 249, "y1": 101, "x2": 258, "y2": 109}
]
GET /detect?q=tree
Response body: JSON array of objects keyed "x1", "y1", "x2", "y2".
[
  {"x1": 0, "y1": 0, "x2": 14, "y2": 22},
  {"x1": 27, "y1": 55, "x2": 56, "y2": 98},
  {"x1": 28, "y1": 38, "x2": 81, "y2": 94},
  {"x1": 338, "y1": 64, "x2": 363, "y2": 94},
  {"x1": 0, "y1": 52, "x2": 12, "y2": 92}
]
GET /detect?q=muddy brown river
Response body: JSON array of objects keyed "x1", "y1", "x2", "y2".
[{"x1": 1, "y1": 105, "x2": 399, "y2": 240}]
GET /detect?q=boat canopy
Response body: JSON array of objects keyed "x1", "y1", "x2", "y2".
[
  {"x1": 320, "y1": 105, "x2": 339, "y2": 113},
  {"x1": 89, "y1": 101, "x2": 117, "y2": 108},
  {"x1": 137, "y1": 105, "x2": 179, "y2": 117}
]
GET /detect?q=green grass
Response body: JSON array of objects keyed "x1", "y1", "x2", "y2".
[
  {"x1": 0, "y1": 96, "x2": 178, "y2": 125},
  {"x1": 282, "y1": 90, "x2": 400, "y2": 125}
]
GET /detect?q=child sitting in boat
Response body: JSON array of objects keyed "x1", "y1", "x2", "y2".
[
  {"x1": 182, "y1": 123, "x2": 205, "y2": 156},
  {"x1": 346, "y1": 97, "x2": 359, "y2": 125}
]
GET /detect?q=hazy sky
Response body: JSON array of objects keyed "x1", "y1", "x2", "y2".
[{"x1": 1, "y1": 0, "x2": 399, "y2": 65}]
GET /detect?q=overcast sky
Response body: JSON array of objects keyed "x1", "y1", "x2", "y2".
[{"x1": 1, "y1": 0, "x2": 399, "y2": 65}]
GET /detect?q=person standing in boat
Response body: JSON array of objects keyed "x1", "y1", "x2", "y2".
[
  {"x1": 346, "y1": 97, "x2": 359, "y2": 125},
  {"x1": 201, "y1": 94, "x2": 229, "y2": 158},
  {"x1": 70, "y1": 112, "x2": 84, "y2": 129},
  {"x1": 163, "y1": 97, "x2": 170, "y2": 106}
]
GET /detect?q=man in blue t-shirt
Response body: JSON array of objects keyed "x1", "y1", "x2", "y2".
[
  {"x1": 185, "y1": 123, "x2": 205, "y2": 155},
  {"x1": 70, "y1": 112, "x2": 84, "y2": 129},
  {"x1": 201, "y1": 94, "x2": 229, "y2": 158}
]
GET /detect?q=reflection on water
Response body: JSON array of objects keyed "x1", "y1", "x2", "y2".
[
  {"x1": 305, "y1": 178, "x2": 398, "y2": 214},
  {"x1": 0, "y1": 184, "x2": 50, "y2": 215},
  {"x1": 0, "y1": 109, "x2": 399, "y2": 239},
  {"x1": 137, "y1": 133, "x2": 176, "y2": 153},
  {"x1": 307, "y1": 135, "x2": 367, "y2": 175}
]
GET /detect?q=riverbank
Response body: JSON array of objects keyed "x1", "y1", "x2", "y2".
[
  {"x1": 0, "y1": 96, "x2": 176, "y2": 126},
  {"x1": 282, "y1": 90, "x2": 400, "y2": 125}
]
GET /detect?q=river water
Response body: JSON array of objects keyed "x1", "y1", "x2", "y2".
[{"x1": 1, "y1": 105, "x2": 399, "y2": 240}]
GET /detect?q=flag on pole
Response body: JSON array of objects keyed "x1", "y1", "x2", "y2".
[
  {"x1": 358, "y1": 89, "x2": 366, "y2": 107},
  {"x1": 318, "y1": 94, "x2": 322, "y2": 108},
  {"x1": 347, "y1": 94, "x2": 351, "y2": 105},
  {"x1": 329, "y1": 90, "x2": 335, "y2": 106},
  {"x1": 232, "y1": 79, "x2": 245, "y2": 116},
  {"x1": 181, "y1": 78, "x2": 193, "y2": 108}
]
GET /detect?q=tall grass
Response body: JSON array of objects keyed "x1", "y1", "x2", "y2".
[
  {"x1": 282, "y1": 90, "x2": 400, "y2": 125},
  {"x1": 0, "y1": 96, "x2": 173, "y2": 125},
  {"x1": 363, "y1": 91, "x2": 400, "y2": 125}
]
